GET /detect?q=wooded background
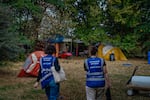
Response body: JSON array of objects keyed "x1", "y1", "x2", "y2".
[{"x1": 0, "y1": 0, "x2": 149, "y2": 61}]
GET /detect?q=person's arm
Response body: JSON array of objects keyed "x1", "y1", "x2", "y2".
[
  {"x1": 54, "y1": 57, "x2": 60, "y2": 71},
  {"x1": 34, "y1": 66, "x2": 41, "y2": 88},
  {"x1": 84, "y1": 59, "x2": 88, "y2": 71},
  {"x1": 84, "y1": 63, "x2": 88, "y2": 71}
]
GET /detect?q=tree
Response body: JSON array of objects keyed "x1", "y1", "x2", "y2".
[
  {"x1": 107, "y1": 0, "x2": 150, "y2": 56},
  {"x1": 0, "y1": 5, "x2": 23, "y2": 61},
  {"x1": 38, "y1": 5, "x2": 70, "y2": 40},
  {"x1": 0, "y1": 0, "x2": 67, "y2": 61},
  {"x1": 3, "y1": 0, "x2": 65, "y2": 43},
  {"x1": 65, "y1": 0, "x2": 109, "y2": 45},
  {"x1": 134, "y1": 0, "x2": 150, "y2": 54},
  {"x1": 65, "y1": 0, "x2": 150, "y2": 57}
]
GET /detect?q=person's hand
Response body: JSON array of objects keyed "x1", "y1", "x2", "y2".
[
  {"x1": 106, "y1": 78, "x2": 112, "y2": 88},
  {"x1": 106, "y1": 82, "x2": 111, "y2": 88},
  {"x1": 33, "y1": 82, "x2": 39, "y2": 88}
]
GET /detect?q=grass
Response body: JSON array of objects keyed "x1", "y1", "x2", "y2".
[{"x1": 0, "y1": 58, "x2": 150, "y2": 100}]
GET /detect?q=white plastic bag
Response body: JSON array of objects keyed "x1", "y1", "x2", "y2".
[{"x1": 51, "y1": 66, "x2": 67, "y2": 83}]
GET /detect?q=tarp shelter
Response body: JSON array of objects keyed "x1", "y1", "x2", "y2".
[
  {"x1": 47, "y1": 34, "x2": 73, "y2": 57},
  {"x1": 48, "y1": 34, "x2": 64, "y2": 43},
  {"x1": 18, "y1": 51, "x2": 46, "y2": 77},
  {"x1": 97, "y1": 45, "x2": 127, "y2": 61}
]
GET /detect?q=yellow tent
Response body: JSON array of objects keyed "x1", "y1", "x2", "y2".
[{"x1": 97, "y1": 45, "x2": 127, "y2": 61}]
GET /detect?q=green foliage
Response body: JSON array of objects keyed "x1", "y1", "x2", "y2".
[
  {"x1": 64, "y1": 0, "x2": 149, "y2": 57},
  {"x1": 0, "y1": 0, "x2": 149, "y2": 58},
  {"x1": 45, "y1": 0, "x2": 64, "y2": 7},
  {"x1": 105, "y1": 0, "x2": 150, "y2": 56},
  {"x1": 0, "y1": 0, "x2": 70, "y2": 61},
  {"x1": 12, "y1": 0, "x2": 43, "y2": 15},
  {"x1": 120, "y1": 34, "x2": 137, "y2": 52},
  {"x1": 66, "y1": 0, "x2": 106, "y2": 44},
  {"x1": 108, "y1": 0, "x2": 140, "y2": 27},
  {"x1": 0, "y1": 5, "x2": 25, "y2": 61},
  {"x1": 75, "y1": 26, "x2": 108, "y2": 45},
  {"x1": 18, "y1": 34, "x2": 31, "y2": 44},
  {"x1": 134, "y1": 22, "x2": 150, "y2": 53}
]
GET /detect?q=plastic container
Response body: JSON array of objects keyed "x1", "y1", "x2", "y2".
[
  {"x1": 148, "y1": 51, "x2": 150, "y2": 64},
  {"x1": 131, "y1": 76, "x2": 150, "y2": 88},
  {"x1": 109, "y1": 53, "x2": 115, "y2": 61},
  {"x1": 122, "y1": 63, "x2": 132, "y2": 67}
]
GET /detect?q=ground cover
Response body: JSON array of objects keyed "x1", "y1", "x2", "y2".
[{"x1": 0, "y1": 58, "x2": 150, "y2": 100}]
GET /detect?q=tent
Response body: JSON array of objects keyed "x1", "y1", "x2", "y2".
[
  {"x1": 97, "y1": 45, "x2": 127, "y2": 61},
  {"x1": 18, "y1": 51, "x2": 46, "y2": 77}
]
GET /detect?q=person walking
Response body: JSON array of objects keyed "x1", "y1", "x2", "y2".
[
  {"x1": 34, "y1": 44, "x2": 61, "y2": 100},
  {"x1": 84, "y1": 47, "x2": 111, "y2": 100}
]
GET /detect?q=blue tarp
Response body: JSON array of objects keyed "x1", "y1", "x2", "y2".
[{"x1": 48, "y1": 34, "x2": 64, "y2": 43}]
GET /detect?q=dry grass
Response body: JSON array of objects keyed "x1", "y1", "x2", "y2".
[{"x1": 0, "y1": 58, "x2": 150, "y2": 100}]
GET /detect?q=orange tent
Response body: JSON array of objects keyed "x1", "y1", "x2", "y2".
[{"x1": 18, "y1": 51, "x2": 46, "y2": 77}]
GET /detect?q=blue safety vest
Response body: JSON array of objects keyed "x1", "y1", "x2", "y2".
[
  {"x1": 40, "y1": 55, "x2": 55, "y2": 89},
  {"x1": 85, "y1": 57, "x2": 105, "y2": 88}
]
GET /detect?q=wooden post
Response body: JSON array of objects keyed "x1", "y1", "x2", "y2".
[
  {"x1": 55, "y1": 43, "x2": 59, "y2": 57},
  {"x1": 76, "y1": 43, "x2": 78, "y2": 56}
]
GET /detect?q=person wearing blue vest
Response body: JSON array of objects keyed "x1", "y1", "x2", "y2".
[
  {"x1": 84, "y1": 47, "x2": 111, "y2": 100},
  {"x1": 34, "y1": 44, "x2": 61, "y2": 100}
]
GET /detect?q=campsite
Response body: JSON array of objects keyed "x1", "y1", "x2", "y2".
[
  {"x1": 0, "y1": 0, "x2": 150, "y2": 100},
  {"x1": 0, "y1": 57, "x2": 150, "y2": 100}
]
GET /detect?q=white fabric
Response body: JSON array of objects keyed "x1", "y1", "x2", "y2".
[
  {"x1": 26, "y1": 53, "x2": 37, "y2": 73},
  {"x1": 51, "y1": 66, "x2": 67, "y2": 83},
  {"x1": 102, "y1": 45, "x2": 113, "y2": 55},
  {"x1": 86, "y1": 86, "x2": 104, "y2": 100}
]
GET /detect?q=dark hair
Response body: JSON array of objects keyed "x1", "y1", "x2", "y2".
[
  {"x1": 91, "y1": 47, "x2": 97, "y2": 55},
  {"x1": 44, "y1": 44, "x2": 56, "y2": 55}
]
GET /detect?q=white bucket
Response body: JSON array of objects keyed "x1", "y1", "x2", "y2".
[{"x1": 131, "y1": 76, "x2": 150, "y2": 88}]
